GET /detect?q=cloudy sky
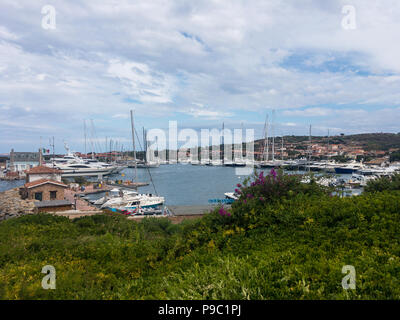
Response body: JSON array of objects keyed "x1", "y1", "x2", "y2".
[{"x1": 1, "y1": 0, "x2": 400, "y2": 153}]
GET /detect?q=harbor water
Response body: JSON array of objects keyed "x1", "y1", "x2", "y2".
[{"x1": 0, "y1": 164, "x2": 357, "y2": 206}]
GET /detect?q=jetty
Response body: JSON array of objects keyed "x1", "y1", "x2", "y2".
[{"x1": 106, "y1": 181, "x2": 149, "y2": 189}]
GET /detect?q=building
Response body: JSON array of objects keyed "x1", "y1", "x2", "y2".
[
  {"x1": 25, "y1": 165, "x2": 62, "y2": 183},
  {"x1": 6, "y1": 149, "x2": 42, "y2": 172},
  {"x1": 23, "y1": 179, "x2": 68, "y2": 201},
  {"x1": 0, "y1": 154, "x2": 8, "y2": 171},
  {"x1": 20, "y1": 179, "x2": 73, "y2": 212}
]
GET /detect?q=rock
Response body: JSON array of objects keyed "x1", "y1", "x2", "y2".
[{"x1": 0, "y1": 188, "x2": 36, "y2": 221}]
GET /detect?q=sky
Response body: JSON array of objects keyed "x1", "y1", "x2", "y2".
[{"x1": 1, "y1": 0, "x2": 400, "y2": 153}]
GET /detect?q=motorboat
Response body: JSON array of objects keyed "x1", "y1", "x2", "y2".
[
  {"x1": 92, "y1": 188, "x2": 137, "y2": 205},
  {"x1": 101, "y1": 192, "x2": 165, "y2": 212}
]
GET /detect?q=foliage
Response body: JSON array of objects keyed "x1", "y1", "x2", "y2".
[
  {"x1": 390, "y1": 151, "x2": 400, "y2": 163},
  {"x1": 332, "y1": 155, "x2": 351, "y2": 163},
  {"x1": 73, "y1": 177, "x2": 87, "y2": 186},
  {"x1": 0, "y1": 172, "x2": 400, "y2": 299},
  {"x1": 364, "y1": 173, "x2": 400, "y2": 193}
]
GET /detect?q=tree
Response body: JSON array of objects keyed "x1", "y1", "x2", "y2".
[{"x1": 390, "y1": 151, "x2": 400, "y2": 162}]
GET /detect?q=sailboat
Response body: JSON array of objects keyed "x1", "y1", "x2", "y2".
[
  {"x1": 136, "y1": 128, "x2": 160, "y2": 168},
  {"x1": 259, "y1": 111, "x2": 284, "y2": 168},
  {"x1": 103, "y1": 110, "x2": 166, "y2": 216}
]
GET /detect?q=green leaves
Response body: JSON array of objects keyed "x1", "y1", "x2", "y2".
[{"x1": 1, "y1": 188, "x2": 400, "y2": 299}]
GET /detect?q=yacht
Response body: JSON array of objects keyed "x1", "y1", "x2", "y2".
[
  {"x1": 91, "y1": 188, "x2": 137, "y2": 205},
  {"x1": 46, "y1": 144, "x2": 118, "y2": 177},
  {"x1": 334, "y1": 161, "x2": 364, "y2": 174},
  {"x1": 260, "y1": 160, "x2": 284, "y2": 168},
  {"x1": 224, "y1": 192, "x2": 239, "y2": 201},
  {"x1": 100, "y1": 191, "x2": 165, "y2": 213},
  {"x1": 129, "y1": 160, "x2": 160, "y2": 168}
]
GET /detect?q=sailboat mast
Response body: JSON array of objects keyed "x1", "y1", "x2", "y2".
[
  {"x1": 83, "y1": 120, "x2": 87, "y2": 156},
  {"x1": 222, "y1": 122, "x2": 224, "y2": 164},
  {"x1": 130, "y1": 110, "x2": 137, "y2": 181},
  {"x1": 308, "y1": 125, "x2": 312, "y2": 173},
  {"x1": 327, "y1": 129, "x2": 330, "y2": 159},
  {"x1": 266, "y1": 115, "x2": 269, "y2": 162},
  {"x1": 272, "y1": 110, "x2": 275, "y2": 161}
]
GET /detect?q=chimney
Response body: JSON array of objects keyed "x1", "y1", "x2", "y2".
[{"x1": 39, "y1": 148, "x2": 43, "y2": 166}]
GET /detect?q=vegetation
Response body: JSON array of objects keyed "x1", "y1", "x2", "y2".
[
  {"x1": 0, "y1": 171, "x2": 399, "y2": 299},
  {"x1": 73, "y1": 177, "x2": 88, "y2": 186},
  {"x1": 390, "y1": 151, "x2": 400, "y2": 163},
  {"x1": 254, "y1": 133, "x2": 400, "y2": 152},
  {"x1": 364, "y1": 173, "x2": 400, "y2": 193}
]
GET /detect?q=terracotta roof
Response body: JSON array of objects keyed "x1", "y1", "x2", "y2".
[
  {"x1": 25, "y1": 179, "x2": 68, "y2": 189},
  {"x1": 26, "y1": 165, "x2": 61, "y2": 174}
]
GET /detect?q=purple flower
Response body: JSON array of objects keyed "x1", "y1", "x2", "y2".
[
  {"x1": 247, "y1": 193, "x2": 254, "y2": 198},
  {"x1": 243, "y1": 200, "x2": 247, "y2": 204},
  {"x1": 236, "y1": 183, "x2": 242, "y2": 188},
  {"x1": 219, "y1": 206, "x2": 230, "y2": 216},
  {"x1": 259, "y1": 197, "x2": 264, "y2": 201},
  {"x1": 218, "y1": 207, "x2": 226, "y2": 216},
  {"x1": 270, "y1": 168, "x2": 277, "y2": 179}
]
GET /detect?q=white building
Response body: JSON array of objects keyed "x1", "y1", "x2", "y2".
[
  {"x1": 6, "y1": 149, "x2": 41, "y2": 172},
  {"x1": 25, "y1": 165, "x2": 62, "y2": 183}
]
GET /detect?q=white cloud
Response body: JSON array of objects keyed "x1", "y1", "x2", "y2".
[{"x1": 1, "y1": 0, "x2": 400, "y2": 151}]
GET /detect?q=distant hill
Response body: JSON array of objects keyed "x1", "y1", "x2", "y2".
[{"x1": 255, "y1": 133, "x2": 400, "y2": 151}]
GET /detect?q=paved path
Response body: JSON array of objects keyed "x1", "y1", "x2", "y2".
[{"x1": 64, "y1": 189, "x2": 97, "y2": 211}]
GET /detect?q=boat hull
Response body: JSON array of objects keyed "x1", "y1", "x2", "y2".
[{"x1": 334, "y1": 167, "x2": 356, "y2": 174}]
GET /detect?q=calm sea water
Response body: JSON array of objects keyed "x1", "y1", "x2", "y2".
[
  {"x1": 0, "y1": 180, "x2": 25, "y2": 193},
  {"x1": 0, "y1": 165, "x2": 355, "y2": 206},
  {"x1": 106, "y1": 164, "x2": 249, "y2": 206}
]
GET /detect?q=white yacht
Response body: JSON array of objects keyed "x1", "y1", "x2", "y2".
[
  {"x1": 46, "y1": 144, "x2": 118, "y2": 177},
  {"x1": 100, "y1": 190, "x2": 165, "y2": 213}
]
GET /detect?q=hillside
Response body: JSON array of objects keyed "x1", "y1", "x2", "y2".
[{"x1": 255, "y1": 133, "x2": 400, "y2": 151}]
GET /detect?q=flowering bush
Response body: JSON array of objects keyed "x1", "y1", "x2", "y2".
[{"x1": 236, "y1": 169, "x2": 329, "y2": 205}]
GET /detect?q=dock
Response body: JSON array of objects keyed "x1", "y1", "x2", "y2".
[{"x1": 106, "y1": 182, "x2": 149, "y2": 189}]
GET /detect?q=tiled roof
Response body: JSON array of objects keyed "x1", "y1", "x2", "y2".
[
  {"x1": 26, "y1": 165, "x2": 61, "y2": 174},
  {"x1": 25, "y1": 179, "x2": 67, "y2": 189}
]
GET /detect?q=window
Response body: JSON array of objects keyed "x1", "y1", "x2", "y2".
[
  {"x1": 50, "y1": 191, "x2": 57, "y2": 200},
  {"x1": 34, "y1": 192, "x2": 43, "y2": 201}
]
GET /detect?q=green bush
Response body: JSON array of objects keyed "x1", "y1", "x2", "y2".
[
  {"x1": 0, "y1": 175, "x2": 400, "y2": 299},
  {"x1": 364, "y1": 173, "x2": 400, "y2": 193}
]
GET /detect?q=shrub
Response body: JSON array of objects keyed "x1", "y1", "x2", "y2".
[{"x1": 364, "y1": 173, "x2": 400, "y2": 193}]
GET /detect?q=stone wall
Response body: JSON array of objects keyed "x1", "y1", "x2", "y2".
[
  {"x1": 0, "y1": 188, "x2": 36, "y2": 221},
  {"x1": 37, "y1": 205, "x2": 73, "y2": 213},
  {"x1": 27, "y1": 184, "x2": 66, "y2": 201}
]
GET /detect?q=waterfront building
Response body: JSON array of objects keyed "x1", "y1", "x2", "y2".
[
  {"x1": 25, "y1": 165, "x2": 62, "y2": 183},
  {"x1": 20, "y1": 179, "x2": 73, "y2": 212},
  {"x1": 23, "y1": 179, "x2": 68, "y2": 201},
  {"x1": 6, "y1": 149, "x2": 41, "y2": 172}
]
